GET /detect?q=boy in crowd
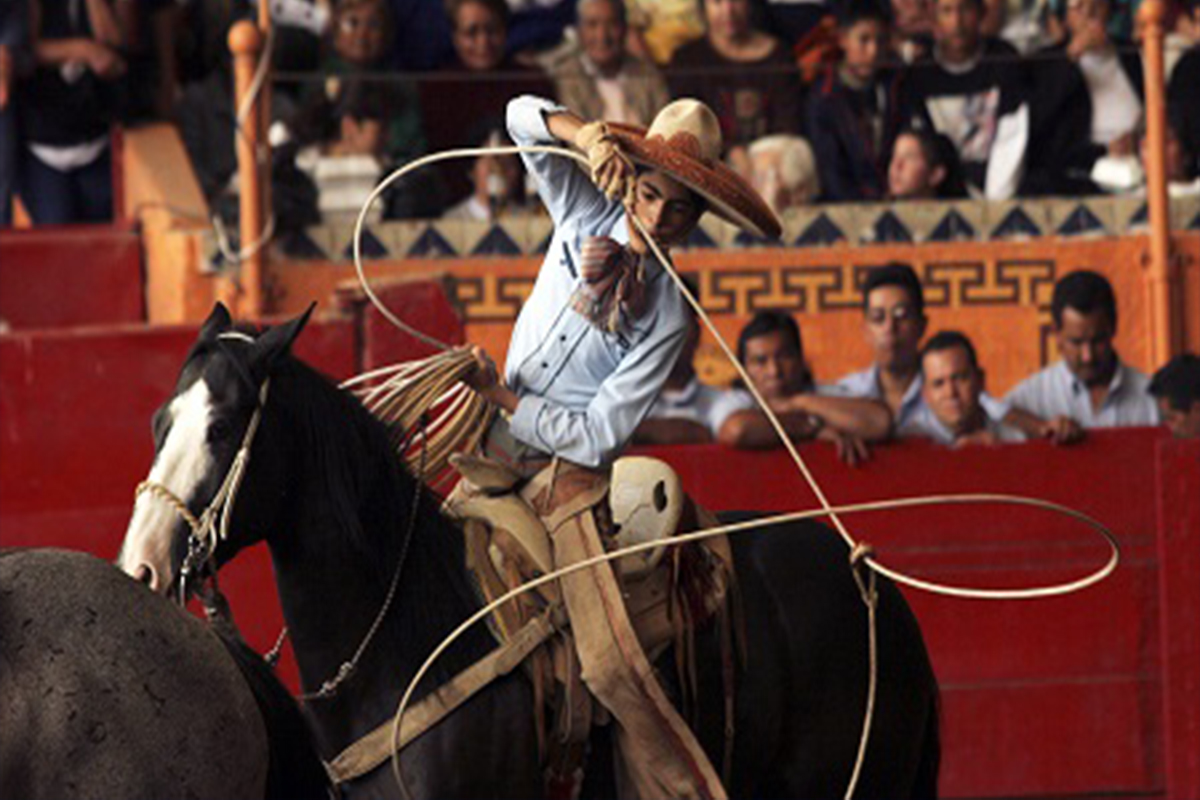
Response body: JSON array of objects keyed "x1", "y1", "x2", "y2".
[
  {"x1": 1005, "y1": 270, "x2": 1159, "y2": 433},
  {"x1": 806, "y1": 0, "x2": 908, "y2": 202},
  {"x1": 888, "y1": 127, "x2": 965, "y2": 199},
  {"x1": 1147, "y1": 354, "x2": 1200, "y2": 439},
  {"x1": 903, "y1": 330, "x2": 1025, "y2": 445},
  {"x1": 906, "y1": 0, "x2": 1030, "y2": 199},
  {"x1": 722, "y1": 310, "x2": 892, "y2": 464}
]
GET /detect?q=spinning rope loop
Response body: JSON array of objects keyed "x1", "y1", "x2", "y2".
[{"x1": 348, "y1": 145, "x2": 1121, "y2": 800}]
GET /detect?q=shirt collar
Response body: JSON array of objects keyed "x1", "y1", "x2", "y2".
[{"x1": 1059, "y1": 357, "x2": 1127, "y2": 398}]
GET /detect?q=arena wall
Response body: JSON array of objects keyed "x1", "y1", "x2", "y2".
[{"x1": 1, "y1": 278, "x2": 1196, "y2": 798}]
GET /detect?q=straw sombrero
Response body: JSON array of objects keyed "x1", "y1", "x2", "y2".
[{"x1": 606, "y1": 100, "x2": 782, "y2": 241}]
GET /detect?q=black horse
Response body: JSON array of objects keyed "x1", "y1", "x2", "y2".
[{"x1": 119, "y1": 304, "x2": 940, "y2": 799}]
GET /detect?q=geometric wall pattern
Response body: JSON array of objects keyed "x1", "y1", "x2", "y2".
[{"x1": 274, "y1": 194, "x2": 1200, "y2": 263}]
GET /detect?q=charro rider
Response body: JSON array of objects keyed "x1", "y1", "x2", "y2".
[{"x1": 458, "y1": 93, "x2": 780, "y2": 799}]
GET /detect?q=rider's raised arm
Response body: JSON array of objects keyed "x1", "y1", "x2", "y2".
[{"x1": 506, "y1": 95, "x2": 609, "y2": 227}]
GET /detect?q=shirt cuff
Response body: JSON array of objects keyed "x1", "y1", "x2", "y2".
[
  {"x1": 507, "y1": 95, "x2": 568, "y2": 145},
  {"x1": 508, "y1": 394, "x2": 549, "y2": 450}
]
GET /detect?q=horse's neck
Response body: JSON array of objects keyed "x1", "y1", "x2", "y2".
[{"x1": 264, "y1": 377, "x2": 488, "y2": 748}]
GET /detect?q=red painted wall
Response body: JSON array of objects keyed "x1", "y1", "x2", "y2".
[
  {"x1": 0, "y1": 226, "x2": 145, "y2": 330},
  {"x1": 2, "y1": 295, "x2": 1197, "y2": 799},
  {"x1": 638, "y1": 435, "x2": 1200, "y2": 799}
]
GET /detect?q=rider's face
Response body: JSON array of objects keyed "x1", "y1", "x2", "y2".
[{"x1": 631, "y1": 171, "x2": 702, "y2": 248}]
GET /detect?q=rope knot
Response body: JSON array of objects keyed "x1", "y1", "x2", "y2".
[{"x1": 849, "y1": 541, "x2": 875, "y2": 566}]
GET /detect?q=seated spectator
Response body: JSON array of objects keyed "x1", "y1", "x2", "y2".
[
  {"x1": 1167, "y1": 13, "x2": 1200, "y2": 181},
  {"x1": 906, "y1": 0, "x2": 1030, "y2": 199},
  {"x1": 837, "y1": 262, "x2": 1011, "y2": 430},
  {"x1": 1023, "y1": 0, "x2": 1143, "y2": 195},
  {"x1": 284, "y1": 0, "x2": 437, "y2": 220},
  {"x1": 722, "y1": 310, "x2": 893, "y2": 464},
  {"x1": 16, "y1": 0, "x2": 126, "y2": 224},
  {"x1": 625, "y1": 0, "x2": 707, "y2": 65},
  {"x1": 669, "y1": 0, "x2": 803, "y2": 159},
  {"x1": 999, "y1": 0, "x2": 1057, "y2": 54},
  {"x1": 1148, "y1": 354, "x2": 1200, "y2": 438},
  {"x1": 891, "y1": 0, "x2": 935, "y2": 61},
  {"x1": 1, "y1": 0, "x2": 31, "y2": 224},
  {"x1": 747, "y1": 134, "x2": 821, "y2": 217},
  {"x1": 633, "y1": 280, "x2": 754, "y2": 444},
  {"x1": 421, "y1": 0, "x2": 552, "y2": 203},
  {"x1": 1094, "y1": 111, "x2": 1200, "y2": 196},
  {"x1": 1006, "y1": 270, "x2": 1160, "y2": 434},
  {"x1": 442, "y1": 127, "x2": 537, "y2": 220},
  {"x1": 902, "y1": 330, "x2": 1025, "y2": 445},
  {"x1": 806, "y1": 0, "x2": 907, "y2": 202},
  {"x1": 888, "y1": 126, "x2": 967, "y2": 198},
  {"x1": 550, "y1": 0, "x2": 669, "y2": 125}
]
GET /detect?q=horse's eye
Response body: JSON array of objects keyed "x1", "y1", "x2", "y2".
[{"x1": 209, "y1": 419, "x2": 234, "y2": 444}]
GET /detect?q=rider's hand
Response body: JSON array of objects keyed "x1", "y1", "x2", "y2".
[
  {"x1": 575, "y1": 121, "x2": 635, "y2": 204},
  {"x1": 818, "y1": 426, "x2": 870, "y2": 467},
  {"x1": 462, "y1": 346, "x2": 499, "y2": 392}
]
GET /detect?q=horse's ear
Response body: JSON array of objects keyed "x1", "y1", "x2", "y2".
[
  {"x1": 199, "y1": 303, "x2": 233, "y2": 343},
  {"x1": 251, "y1": 303, "x2": 315, "y2": 373}
]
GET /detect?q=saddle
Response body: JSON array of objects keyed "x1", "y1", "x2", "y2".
[{"x1": 444, "y1": 454, "x2": 739, "y2": 792}]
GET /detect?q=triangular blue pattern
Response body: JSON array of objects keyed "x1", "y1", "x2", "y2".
[
  {"x1": 1188, "y1": 210, "x2": 1200, "y2": 230},
  {"x1": 1057, "y1": 204, "x2": 1107, "y2": 236},
  {"x1": 407, "y1": 226, "x2": 456, "y2": 257},
  {"x1": 686, "y1": 225, "x2": 716, "y2": 249},
  {"x1": 732, "y1": 229, "x2": 779, "y2": 248},
  {"x1": 343, "y1": 227, "x2": 389, "y2": 260},
  {"x1": 1128, "y1": 203, "x2": 1149, "y2": 226},
  {"x1": 929, "y1": 209, "x2": 976, "y2": 241},
  {"x1": 794, "y1": 214, "x2": 845, "y2": 246},
  {"x1": 283, "y1": 230, "x2": 327, "y2": 259},
  {"x1": 534, "y1": 231, "x2": 554, "y2": 254},
  {"x1": 872, "y1": 211, "x2": 913, "y2": 243},
  {"x1": 991, "y1": 207, "x2": 1041, "y2": 239},
  {"x1": 471, "y1": 225, "x2": 522, "y2": 256}
]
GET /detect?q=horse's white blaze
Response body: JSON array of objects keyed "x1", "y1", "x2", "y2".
[{"x1": 118, "y1": 380, "x2": 216, "y2": 592}]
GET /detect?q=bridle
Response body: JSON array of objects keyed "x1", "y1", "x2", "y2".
[
  {"x1": 134, "y1": 329, "x2": 425, "y2": 702},
  {"x1": 134, "y1": 331, "x2": 270, "y2": 605}
]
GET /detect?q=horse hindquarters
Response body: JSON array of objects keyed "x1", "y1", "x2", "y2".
[
  {"x1": 0, "y1": 549, "x2": 270, "y2": 800},
  {"x1": 724, "y1": 519, "x2": 940, "y2": 799}
]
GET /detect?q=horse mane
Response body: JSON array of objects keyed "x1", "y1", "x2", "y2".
[
  {"x1": 211, "y1": 621, "x2": 331, "y2": 800},
  {"x1": 269, "y1": 354, "x2": 496, "y2": 690}
]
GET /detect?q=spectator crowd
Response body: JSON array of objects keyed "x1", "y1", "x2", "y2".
[
  {"x1": 2, "y1": 0, "x2": 1200, "y2": 227},
  {"x1": 635, "y1": 265, "x2": 1200, "y2": 454}
]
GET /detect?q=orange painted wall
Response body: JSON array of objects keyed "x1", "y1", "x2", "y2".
[{"x1": 269, "y1": 234, "x2": 1198, "y2": 396}]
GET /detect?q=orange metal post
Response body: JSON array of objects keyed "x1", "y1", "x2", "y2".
[
  {"x1": 1139, "y1": 0, "x2": 1179, "y2": 365},
  {"x1": 228, "y1": 21, "x2": 266, "y2": 317}
]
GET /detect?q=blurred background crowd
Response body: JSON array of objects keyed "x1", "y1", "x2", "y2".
[{"x1": 1, "y1": 0, "x2": 1198, "y2": 230}]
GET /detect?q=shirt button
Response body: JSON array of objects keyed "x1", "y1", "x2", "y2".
[
  {"x1": 541, "y1": 362, "x2": 549, "y2": 369},
  {"x1": 559, "y1": 334, "x2": 567, "y2": 342}
]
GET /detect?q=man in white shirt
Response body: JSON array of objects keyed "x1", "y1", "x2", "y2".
[
  {"x1": 722, "y1": 310, "x2": 893, "y2": 464},
  {"x1": 1006, "y1": 269, "x2": 1160, "y2": 430},
  {"x1": 1147, "y1": 354, "x2": 1200, "y2": 438},
  {"x1": 633, "y1": 279, "x2": 754, "y2": 444},
  {"x1": 903, "y1": 330, "x2": 1025, "y2": 445}
]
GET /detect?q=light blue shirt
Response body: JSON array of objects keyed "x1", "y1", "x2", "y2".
[
  {"x1": 1004, "y1": 358, "x2": 1160, "y2": 428},
  {"x1": 646, "y1": 376, "x2": 755, "y2": 436},
  {"x1": 835, "y1": 364, "x2": 1010, "y2": 431},
  {"x1": 503, "y1": 95, "x2": 689, "y2": 468},
  {"x1": 899, "y1": 402, "x2": 1026, "y2": 445}
]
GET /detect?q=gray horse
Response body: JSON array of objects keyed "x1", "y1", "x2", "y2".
[{"x1": 0, "y1": 548, "x2": 328, "y2": 800}]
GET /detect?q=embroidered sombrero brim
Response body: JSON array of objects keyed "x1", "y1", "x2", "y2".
[{"x1": 606, "y1": 122, "x2": 783, "y2": 241}]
